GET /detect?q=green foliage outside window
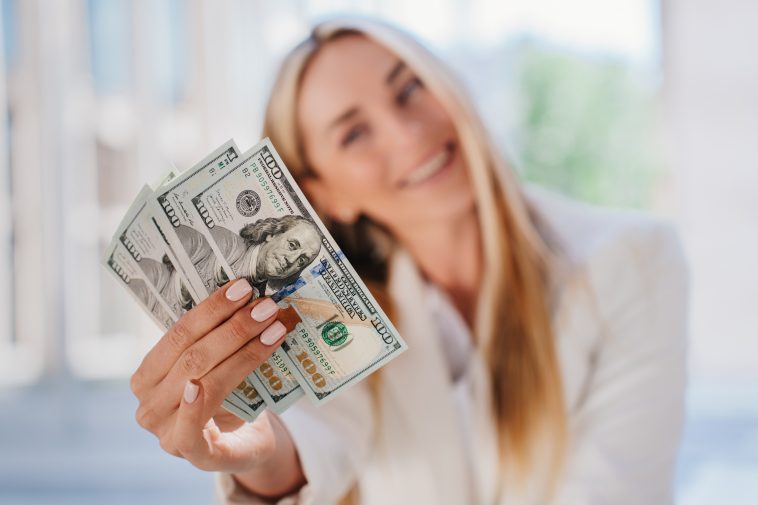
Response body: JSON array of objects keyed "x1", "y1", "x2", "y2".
[{"x1": 512, "y1": 43, "x2": 661, "y2": 209}]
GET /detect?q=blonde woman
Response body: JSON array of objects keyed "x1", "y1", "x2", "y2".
[{"x1": 129, "y1": 17, "x2": 689, "y2": 505}]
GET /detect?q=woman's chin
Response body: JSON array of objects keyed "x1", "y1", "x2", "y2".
[{"x1": 411, "y1": 169, "x2": 476, "y2": 221}]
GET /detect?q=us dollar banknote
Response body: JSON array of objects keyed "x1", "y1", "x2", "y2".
[
  {"x1": 225, "y1": 377, "x2": 267, "y2": 423},
  {"x1": 189, "y1": 138, "x2": 407, "y2": 403},
  {"x1": 116, "y1": 185, "x2": 198, "y2": 318},
  {"x1": 152, "y1": 141, "x2": 242, "y2": 298},
  {"x1": 104, "y1": 138, "x2": 406, "y2": 421},
  {"x1": 105, "y1": 240, "x2": 263, "y2": 420},
  {"x1": 150, "y1": 142, "x2": 305, "y2": 413},
  {"x1": 108, "y1": 184, "x2": 266, "y2": 421},
  {"x1": 104, "y1": 239, "x2": 176, "y2": 330}
]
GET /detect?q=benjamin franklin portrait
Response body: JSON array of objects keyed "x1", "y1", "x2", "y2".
[{"x1": 175, "y1": 215, "x2": 322, "y2": 297}]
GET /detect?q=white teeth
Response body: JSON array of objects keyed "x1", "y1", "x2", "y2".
[{"x1": 403, "y1": 149, "x2": 451, "y2": 186}]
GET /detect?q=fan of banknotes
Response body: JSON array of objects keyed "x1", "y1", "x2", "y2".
[{"x1": 103, "y1": 138, "x2": 407, "y2": 422}]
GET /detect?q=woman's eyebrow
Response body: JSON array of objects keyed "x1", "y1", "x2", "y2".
[
  {"x1": 328, "y1": 107, "x2": 359, "y2": 130},
  {"x1": 386, "y1": 60, "x2": 405, "y2": 84},
  {"x1": 326, "y1": 60, "x2": 406, "y2": 132}
]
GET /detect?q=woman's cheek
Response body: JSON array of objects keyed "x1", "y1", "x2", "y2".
[{"x1": 340, "y1": 160, "x2": 386, "y2": 196}]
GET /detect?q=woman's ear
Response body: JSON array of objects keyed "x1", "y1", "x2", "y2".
[{"x1": 300, "y1": 175, "x2": 359, "y2": 224}]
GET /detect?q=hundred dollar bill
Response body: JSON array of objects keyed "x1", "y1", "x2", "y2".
[
  {"x1": 117, "y1": 185, "x2": 198, "y2": 318},
  {"x1": 147, "y1": 169, "x2": 201, "y2": 296},
  {"x1": 189, "y1": 138, "x2": 407, "y2": 404},
  {"x1": 106, "y1": 186, "x2": 266, "y2": 421},
  {"x1": 104, "y1": 239, "x2": 175, "y2": 330},
  {"x1": 150, "y1": 141, "x2": 304, "y2": 413},
  {"x1": 105, "y1": 239, "x2": 263, "y2": 421},
  {"x1": 227, "y1": 378, "x2": 267, "y2": 422},
  {"x1": 159, "y1": 149, "x2": 308, "y2": 412},
  {"x1": 152, "y1": 141, "x2": 241, "y2": 298}
]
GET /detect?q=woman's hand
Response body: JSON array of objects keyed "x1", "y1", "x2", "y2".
[{"x1": 130, "y1": 278, "x2": 306, "y2": 497}]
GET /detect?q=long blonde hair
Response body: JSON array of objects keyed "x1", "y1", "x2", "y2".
[{"x1": 263, "y1": 17, "x2": 567, "y2": 500}]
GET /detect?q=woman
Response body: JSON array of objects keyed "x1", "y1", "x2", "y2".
[{"x1": 129, "y1": 17, "x2": 688, "y2": 505}]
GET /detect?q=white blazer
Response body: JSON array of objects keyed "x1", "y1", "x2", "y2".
[{"x1": 216, "y1": 186, "x2": 689, "y2": 505}]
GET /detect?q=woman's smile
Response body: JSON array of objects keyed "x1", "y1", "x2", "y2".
[{"x1": 396, "y1": 140, "x2": 458, "y2": 189}]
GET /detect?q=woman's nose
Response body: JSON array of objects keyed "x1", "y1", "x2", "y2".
[{"x1": 385, "y1": 110, "x2": 425, "y2": 147}]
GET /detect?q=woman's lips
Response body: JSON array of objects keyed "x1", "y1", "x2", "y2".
[{"x1": 397, "y1": 142, "x2": 455, "y2": 189}]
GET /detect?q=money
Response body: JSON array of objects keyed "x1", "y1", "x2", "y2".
[
  {"x1": 189, "y1": 138, "x2": 407, "y2": 403},
  {"x1": 116, "y1": 185, "x2": 197, "y2": 319},
  {"x1": 105, "y1": 246, "x2": 256, "y2": 418},
  {"x1": 147, "y1": 147, "x2": 295, "y2": 417},
  {"x1": 103, "y1": 239, "x2": 175, "y2": 330},
  {"x1": 108, "y1": 179, "x2": 266, "y2": 420},
  {"x1": 104, "y1": 138, "x2": 406, "y2": 422},
  {"x1": 149, "y1": 143, "x2": 305, "y2": 413},
  {"x1": 226, "y1": 378, "x2": 267, "y2": 422},
  {"x1": 152, "y1": 141, "x2": 241, "y2": 298}
]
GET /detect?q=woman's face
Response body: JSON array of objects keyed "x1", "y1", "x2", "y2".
[{"x1": 297, "y1": 35, "x2": 474, "y2": 233}]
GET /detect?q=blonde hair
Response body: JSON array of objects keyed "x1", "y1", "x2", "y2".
[{"x1": 263, "y1": 17, "x2": 567, "y2": 501}]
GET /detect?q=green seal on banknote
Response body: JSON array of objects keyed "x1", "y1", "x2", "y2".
[{"x1": 321, "y1": 321, "x2": 348, "y2": 346}]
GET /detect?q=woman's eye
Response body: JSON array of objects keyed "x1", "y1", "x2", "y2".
[
  {"x1": 397, "y1": 77, "x2": 423, "y2": 105},
  {"x1": 341, "y1": 125, "x2": 366, "y2": 147}
]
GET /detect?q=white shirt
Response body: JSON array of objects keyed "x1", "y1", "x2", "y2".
[
  {"x1": 425, "y1": 282, "x2": 474, "y2": 383},
  {"x1": 215, "y1": 186, "x2": 689, "y2": 505},
  {"x1": 426, "y1": 282, "x2": 478, "y2": 503}
]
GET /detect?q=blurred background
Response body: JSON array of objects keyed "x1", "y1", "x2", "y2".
[{"x1": 0, "y1": 0, "x2": 756, "y2": 504}]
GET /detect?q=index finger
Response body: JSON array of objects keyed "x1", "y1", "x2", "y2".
[{"x1": 135, "y1": 279, "x2": 255, "y2": 388}]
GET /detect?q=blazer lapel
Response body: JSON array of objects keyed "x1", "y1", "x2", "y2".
[{"x1": 378, "y1": 249, "x2": 473, "y2": 505}]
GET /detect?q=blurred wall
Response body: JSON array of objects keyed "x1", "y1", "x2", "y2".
[{"x1": 663, "y1": 0, "x2": 758, "y2": 379}]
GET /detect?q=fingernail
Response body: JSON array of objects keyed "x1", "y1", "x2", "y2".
[
  {"x1": 251, "y1": 298, "x2": 279, "y2": 322},
  {"x1": 226, "y1": 279, "x2": 252, "y2": 301},
  {"x1": 184, "y1": 380, "x2": 199, "y2": 404},
  {"x1": 260, "y1": 320, "x2": 286, "y2": 346}
]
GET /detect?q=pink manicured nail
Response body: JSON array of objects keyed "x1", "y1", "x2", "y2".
[
  {"x1": 260, "y1": 320, "x2": 286, "y2": 346},
  {"x1": 225, "y1": 279, "x2": 252, "y2": 301},
  {"x1": 184, "y1": 380, "x2": 199, "y2": 404},
  {"x1": 251, "y1": 298, "x2": 278, "y2": 322}
]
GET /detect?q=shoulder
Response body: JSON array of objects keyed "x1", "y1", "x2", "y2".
[
  {"x1": 524, "y1": 184, "x2": 690, "y2": 368},
  {"x1": 524, "y1": 184, "x2": 689, "y2": 291}
]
